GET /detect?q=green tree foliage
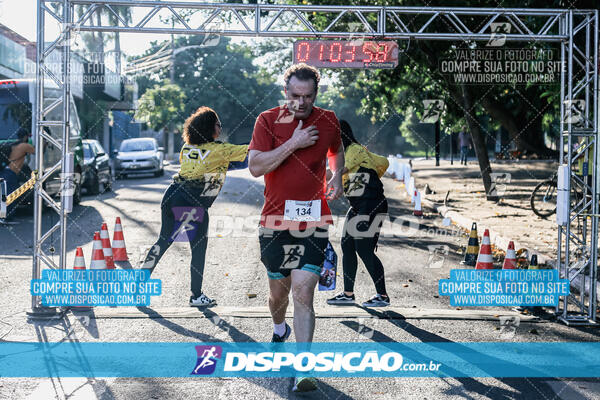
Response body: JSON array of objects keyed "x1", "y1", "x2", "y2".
[
  {"x1": 317, "y1": 84, "x2": 402, "y2": 155},
  {"x1": 135, "y1": 81, "x2": 187, "y2": 134},
  {"x1": 290, "y1": 0, "x2": 595, "y2": 199},
  {"x1": 133, "y1": 36, "x2": 279, "y2": 144},
  {"x1": 399, "y1": 108, "x2": 437, "y2": 158}
]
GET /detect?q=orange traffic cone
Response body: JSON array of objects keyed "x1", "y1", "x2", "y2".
[
  {"x1": 502, "y1": 241, "x2": 517, "y2": 270},
  {"x1": 73, "y1": 246, "x2": 91, "y2": 309},
  {"x1": 73, "y1": 247, "x2": 86, "y2": 270},
  {"x1": 413, "y1": 191, "x2": 423, "y2": 216},
  {"x1": 90, "y1": 231, "x2": 106, "y2": 269},
  {"x1": 100, "y1": 222, "x2": 115, "y2": 269},
  {"x1": 112, "y1": 217, "x2": 128, "y2": 261},
  {"x1": 475, "y1": 229, "x2": 494, "y2": 270}
]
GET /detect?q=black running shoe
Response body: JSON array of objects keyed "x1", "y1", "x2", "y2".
[
  {"x1": 362, "y1": 294, "x2": 390, "y2": 307},
  {"x1": 327, "y1": 292, "x2": 356, "y2": 305},
  {"x1": 271, "y1": 322, "x2": 292, "y2": 342}
]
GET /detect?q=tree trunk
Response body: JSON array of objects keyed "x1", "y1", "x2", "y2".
[
  {"x1": 460, "y1": 85, "x2": 495, "y2": 201},
  {"x1": 481, "y1": 95, "x2": 557, "y2": 158}
]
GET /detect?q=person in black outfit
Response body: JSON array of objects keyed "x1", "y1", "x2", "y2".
[{"x1": 327, "y1": 120, "x2": 390, "y2": 307}]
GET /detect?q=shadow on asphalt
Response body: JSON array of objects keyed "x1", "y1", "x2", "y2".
[
  {"x1": 130, "y1": 306, "x2": 352, "y2": 399},
  {"x1": 0, "y1": 202, "x2": 105, "y2": 256},
  {"x1": 340, "y1": 310, "x2": 586, "y2": 399},
  {"x1": 29, "y1": 316, "x2": 119, "y2": 398}
]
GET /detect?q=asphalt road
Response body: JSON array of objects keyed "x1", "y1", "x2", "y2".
[{"x1": 1, "y1": 165, "x2": 599, "y2": 399}]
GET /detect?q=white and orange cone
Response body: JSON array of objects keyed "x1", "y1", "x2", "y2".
[
  {"x1": 413, "y1": 191, "x2": 423, "y2": 216},
  {"x1": 100, "y1": 222, "x2": 115, "y2": 269},
  {"x1": 404, "y1": 164, "x2": 411, "y2": 185},
  {"x1": 90, "y1": 231, "x2": 106, "y2": 270},
  {"x1": 475, "y1": 229, "x2": 494, "y2": 270},
  {"x1": 73, "y1": 247, "x2": 86, "y2": 270},
  {"x1": 73, "y1": 246, "x2": 91, "y2": 309},
  {"x1": 502, "y1": 241, "x2": 517, "y2": 270},
  {"x1": 112, "y1": 217, "x2": 128, "y2": 261}
]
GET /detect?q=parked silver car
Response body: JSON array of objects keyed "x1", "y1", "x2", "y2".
[{"x1": 114, "y1": 138, "x2": 164, "y2": 178}]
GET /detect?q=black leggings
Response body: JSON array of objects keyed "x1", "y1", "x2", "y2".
[
  {"x1": 341, "y1": 198, "x2": 388, "y2": 296},
  {"x1": 142, "y1": 182, "x2": 210, "y2": 298}
]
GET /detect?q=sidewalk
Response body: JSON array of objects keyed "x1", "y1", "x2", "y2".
[{"x1": 387, "y1": 158, "x2": 558, "y2": 264}]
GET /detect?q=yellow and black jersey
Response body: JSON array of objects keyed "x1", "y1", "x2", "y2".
[
  {"x1": 179, "y1": 142, "x2": 248, "y2": 179},
  {"x1": 342, "y1": 143, "x2": 388, "y2": 203},
  {"x1": 176, "y1": 142, "x2": 248, "y2": 206}
]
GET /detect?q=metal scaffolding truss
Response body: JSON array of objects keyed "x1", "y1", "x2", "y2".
[
  {"x1": 69, "y1": 1, "x2": 572, "y2": 41},
  {"x1": 33, "y1": 1, "x2": 598, "y2": 325},
  {"x1": 556, "y1": 11, "x2": 598, "y2": 326}
]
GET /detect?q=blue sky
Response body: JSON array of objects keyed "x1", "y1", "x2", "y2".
[{"x1": 0, "y1": 0, "x2": 184, "y2": 56}]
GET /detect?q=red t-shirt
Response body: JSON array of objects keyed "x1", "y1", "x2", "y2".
[{"x1": 249, "y1": 105, "x2": 342, "y2": 230}]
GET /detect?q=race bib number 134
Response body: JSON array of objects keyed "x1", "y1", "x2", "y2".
[{"x1": 284, "y1": 200, "x2": 321, "y2": 222}]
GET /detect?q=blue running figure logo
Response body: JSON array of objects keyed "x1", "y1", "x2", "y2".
[{"x1": 191, "y1": 345, "x2": 222, "y2": 375}]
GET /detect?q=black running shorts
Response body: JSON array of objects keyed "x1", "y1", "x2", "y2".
[{"x1": 258, "y1": 226, "x2": 329, "y2": 279}]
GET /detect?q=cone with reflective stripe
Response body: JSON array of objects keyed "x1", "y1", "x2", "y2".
[
  {"x1": 73, "y1": 247, "x2": 86, "y2": 270},
  {"x1": 404, "y1": 163, "x2": 411, "y2": 185},
  {"x1": 475, "y1": 229, "x2": 494, "y2": 270},
  {"x1": 72, "y1": 246, "x2": 92, "y2": 309},
  {"x1": 528, "y1": 254, "x2": 539, "y2": 270},
  {"x1": 461, "y1": 222, "x2": 479, "y2": 266},
  {"x1": 502, "y1": 241, "x2": 517, "y2": 270},
  {"x1": 407, "y1": 176, "x2": 415, "y2": 197},
  {"x1": 413, "y1": 191, "x2": 423, "y2": 216},
  {"x1": 90, "y1": 231, "x2": 106, "y2": 270},
  {"x1": 112, "y1": 217, "x2": 128, "y2": 261},
  {"x1": 100, "y1": 222, "x2": 115, "y2": 269}
]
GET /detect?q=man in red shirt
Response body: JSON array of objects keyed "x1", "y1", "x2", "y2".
[{"x1": 248, "y1": 63, "x2": 344, "y2": 392}]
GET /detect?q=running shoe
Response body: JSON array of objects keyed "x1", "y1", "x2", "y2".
[
  {"x1": 326, "y1": 292, "x2": 356, "y2": 305},
  {"x1": 271, "y1": 322, "x2": 291, "y2": 342},
  {"x1": 292, "y1": 377, "x2": 318, "y2": 392},
  {"x1": 189, "y1": 293, "x2": 216, "y2": 307},
  {"x1": 362, "y1": 294, "x2": 390, "y2": 307}
]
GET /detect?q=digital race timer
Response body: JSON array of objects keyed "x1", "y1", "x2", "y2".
[{"x1": 293, "y1": 40, "x2": 399, "y2": 69}]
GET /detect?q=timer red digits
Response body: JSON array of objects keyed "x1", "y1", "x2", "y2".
[
  {"x1": 375, "y1": 44, "x2": 388, "y2": 62},
  {"x1": 293, "y1": 40, "x2": 398, "y2": 69},
  {"x1": 297, "y1": 42, "x2": 310, "y2": 62},
  {"x1": 330, "y1": 42, "x2": 342, "y2": 63},
  {"x1": 362, "y1": 42, "x2": 375, "y2": 62},
  {"x1": 343, "y1": 46, "x2": 356, "y2": 62}
]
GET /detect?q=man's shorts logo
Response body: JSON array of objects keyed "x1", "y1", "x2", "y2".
[
  {"x1": 192, "y1": 345, "x2": 222, "y2": 375},
  {"x1": 281, "y1": 244, "x2": 305, "y2": 269}
]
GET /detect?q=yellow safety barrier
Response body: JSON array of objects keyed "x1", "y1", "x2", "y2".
[{"x1": 6, "y1": 171, "x2": 37, "y2": 206}]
